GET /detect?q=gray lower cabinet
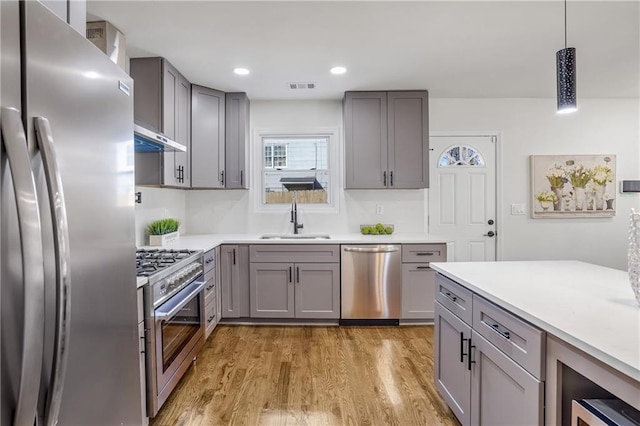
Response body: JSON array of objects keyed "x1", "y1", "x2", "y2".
[
  {"x1": 225, "y1": 93, "x2": 250, "y2": 189},
  {"x1": 435, "y1": 273, "x2": 545, "y2": 426},
  {"x1": 203, "y1": 248, "x2": 218, "y2": 338},
  {"x1": 191, "y1": 85, "x2": 225, "y2": 188},
  {"x1": 401, "y1": 264, "x2": 436, "y2": 319},
  {"x1": 344, "y1": 90, "x2": 429, "y2": 189},
  {"x1": 215, "y1": 246, "x2": 222, "y2": 323},
  {"x1": 136, "y1": 287, "x2": 148, "y2": 425},
  {"x1": 250, "y1": 263, "x2": 340, "y2": 319},
  {"x1": 220, "y1": 245, "x2": 249, "y2": 318},
  {"x1": 435, "y1": 301, "x2": 472, "y2": 425},
  {"x1": 470, "y1": 330, "x2": 543, "y2": 426},
  {"x1": 130, "y1": 57, "x2": 191, "y2": 187}
]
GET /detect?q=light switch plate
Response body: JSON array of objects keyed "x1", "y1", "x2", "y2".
[
  {"x1": 511, "y1": 203, "x2": 526, "y2": 215},
  {"x1": 376, "y1": 204, "x2": 384, "y2": 214}
]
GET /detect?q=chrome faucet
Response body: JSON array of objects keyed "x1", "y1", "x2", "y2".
[{"x1": 290, "y1": 192, "x2": 303, "y2": 234}]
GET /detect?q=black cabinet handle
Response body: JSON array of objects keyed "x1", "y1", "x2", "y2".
[
  {"x1": 444, "y1": 291, "x2": 458, "y2": 303},
  {"x1": 296, "y1": 267, "x2": 300, "y2": 283},
  {"x1": 240, "y1": 170, "x2": 244, "y2": 186},
  {"x1": 416, "y1": 252, "x2": 434, "y2": 256},
  {"x1": 460, "y1": 332, "x2": 466, "y2": 363},
  {"x1": 468, "y1": 338, "x2": 476, "y2": 371},
  {"x1": 416, "y1": 266, "x2": 431, "y2": 270},
  {"x1": 390, "y1": 171, "x2": 394, "y2": 186},
  {"x1": 289, "y1": 266, "x2": 292, "y2": 283},
  {"x1": 383, "y1": 171, "x2": 387, "y2": 186},
  {"x1": 221, "y1": 170, "x2": 225, "y2": 186},
  {"x1": 232, "y1": 249, "x2": 236, "y2": 265},
  {"x1": 490, "y1": 322, "x2": 511, "y2": 340}
]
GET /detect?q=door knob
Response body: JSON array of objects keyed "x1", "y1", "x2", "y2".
[
  {"x1": 483, "y1": 231, "x2": 496, "y2": 237},
  {"x1": 488, "y1": 219, "x2": 494, "y2": 225}
]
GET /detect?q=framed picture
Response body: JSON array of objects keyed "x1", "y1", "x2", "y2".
[{"x1": 530, "y1": 155, "x2": 616, "y2": 218}]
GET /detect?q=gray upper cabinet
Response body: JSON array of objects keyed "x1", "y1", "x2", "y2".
[
  {"x1": 225, "y1": 93, "x2": 250, "y2": 189},
  {"x1": 191, "y1": 85, "x2": 225, "y2": 188},
  {"x1": 130, "y1": 57, "x2": 191, "y2": 187},
  {"x1": 344, "y1": 91, "x2": 429, "y2": 189}
]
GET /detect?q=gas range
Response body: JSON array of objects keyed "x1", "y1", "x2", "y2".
[{"x1": 136, "y1": 248, "x2": 203, "y2": 307}]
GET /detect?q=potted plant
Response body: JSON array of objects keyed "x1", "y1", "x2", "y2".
[
  {"x1": 535, "y1": 191, "x2": 557, "y2": 211},
  {"x1": 147, "y1": 218, "x2": 180, "y2": 246}
]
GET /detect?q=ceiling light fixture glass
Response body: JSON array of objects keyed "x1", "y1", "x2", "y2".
[
  {"x1": 233, "y1": 67, "x2": 250, "y2": 76},
  {"x1": 330, "y1": 66, "x2": 347, "y2": 75},
  {"x1": 556, "y1": 0, "x2": 577, "y2": 114}
]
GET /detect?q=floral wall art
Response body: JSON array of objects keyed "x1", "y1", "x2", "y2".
[{"x1": 530, "y1": 155, "x2": 616, "y2": 218}]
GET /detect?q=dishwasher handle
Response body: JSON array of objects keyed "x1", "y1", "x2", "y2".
[{"x1": 343, "y1": 246, "x2": 400, "y2": 254}]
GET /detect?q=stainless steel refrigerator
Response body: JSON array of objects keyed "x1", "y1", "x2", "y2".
[{"x1": 1, "y1": 1, "x2": 143, "y2": 425}]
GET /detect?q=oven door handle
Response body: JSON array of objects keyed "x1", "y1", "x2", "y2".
[{"x1": 155, "y1": 281, "x2": 205, "y2": 321}]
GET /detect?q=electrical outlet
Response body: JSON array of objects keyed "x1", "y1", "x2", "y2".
[
  {"x1": 511, "y1": 203, "x2": 526, "y2": 215},
  {"x1": 376, "y1": 204, "x2": 384, "y2": 215}
]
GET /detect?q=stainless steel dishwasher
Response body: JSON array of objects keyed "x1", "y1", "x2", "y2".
[{"x1": 340, "y1": 245, "x2": 402, "y2": 325}]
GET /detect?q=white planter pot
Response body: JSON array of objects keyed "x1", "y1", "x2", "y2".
[{"x1": 149, "y1": 231, "x2": 179, "y2": 246}]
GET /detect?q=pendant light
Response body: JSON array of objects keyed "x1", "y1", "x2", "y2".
[{"x1": 556, "y1": 0, "x2": 577, "y2": 113}]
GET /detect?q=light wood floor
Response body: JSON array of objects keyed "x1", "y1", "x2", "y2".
[{"x1": 151, "y1": 325, "x2": 460, "y2": 426}]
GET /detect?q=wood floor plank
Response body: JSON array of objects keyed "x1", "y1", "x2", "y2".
[{"x1": 151, "y1": 325, "x2": 459, "y2": 426}]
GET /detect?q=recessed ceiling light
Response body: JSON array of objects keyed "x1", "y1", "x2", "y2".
[
  {"x1": 233, "y1": 67, "x2": 250, "y2": 76},
  {"x1": 330, "y1": 66, "x2": 347, "y2": 75}
]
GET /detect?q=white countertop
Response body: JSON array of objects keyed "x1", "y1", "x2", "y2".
[
  {"x1": 430, "y1": 260, "x2": 640, "y2": 382},
  {"x1": 136, "y1": 276, "x2": 148, "y2": 288},
  {"x1": 140, "y1": 232, "x2": 453, "y2": 253}
]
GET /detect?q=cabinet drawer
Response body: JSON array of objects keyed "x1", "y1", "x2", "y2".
[
  {"x1": 205, "y1": 298, "x2": 217, "y2": 337},
  {"x1": 250, "y1": 244, "x2": 340, "y2": 263},
  {"x1": 472, "y1": 295, "x2": 545, "y2": 380},
  {"x1": 204, "y1": 269, "x2": 216, "y2": 304},
  {"x1": 203, "y1": 249, "x2": 216, "y2": 273},
  {"x1": 402, "y1": 244, "x2": 446, "y2": 263},
  {"x1": 435, "y1": 274, "x2": 473, "y2": 325},
  {"x1": 137, "y1": 287, "x2": 144, "y2": 324}
]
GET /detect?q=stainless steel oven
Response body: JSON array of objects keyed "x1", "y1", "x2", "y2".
[
  {"x1": 154, "y1": 279, "x2": 205, "y2": 404},
  {"x1": 137, "y1": 249, "x2": 205, "y2": 417}
]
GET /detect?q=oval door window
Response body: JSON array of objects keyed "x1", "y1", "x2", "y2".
[{"x1": 438, "y1": 145, "x2": 486, "y2": 167}]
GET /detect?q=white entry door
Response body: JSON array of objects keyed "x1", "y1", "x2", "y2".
[{"x1": 429, "y1": 135, "x2": 497, "y2": 261}]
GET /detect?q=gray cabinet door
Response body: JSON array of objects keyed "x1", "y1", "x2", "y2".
[
  {"x1": 225, "y1": 92, "x2": 249, "y2": 189},
  {"x1": 295, "y1": 263, "x2": 340, "y2": 319},
  {"x1": 250, "y1": 263, "x2": 295, "y2": 318},
  {"x1": 344, "y1": 92, "x2": 388, "y2": 189},
  {"x1": 387, "y1": 91, "x2": 429, "y2": 189},
  {"x1": 435, "y1": 301, "x2": 471, "y2": 426},
  {"x1": 401, "y1": 264, "x2": 436, "y2": 319},
  {"x1": 220, "y1": 245, "x2": 240, "y2": 318},
  {"x1": 191, "y1": 85, "x2": 225, "y2": 188},
  {"x1": 215, "y1": 246, "x2": 222, "y2": 322},
  {"x1": 173, "y1": 74, "x2": 191, "y2": 187},
  {"x1": 161, "y1": 60, "x2": 178, "y2": 186},
  {"x1": 470, "y1": 330, "x2": 543, "y2": 426}
]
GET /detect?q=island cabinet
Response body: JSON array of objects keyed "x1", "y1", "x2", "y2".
[
  {"x1": 191, "y1": 85, "x2": 225, "y2": 188},
  {"x1": 220, "y1": 245, "x2": 249, "y2": 318},
  {"x1": 344, "y1": 91, "x2": 429, "y2": 189},
  {"x1": 249, "y1": 245, "x2": 340, "y2": 319},
  {"x1": 400, "y1": 243, "x2": 446, "y2": 320},
  {"x1": 434, "y1": 274, "x2": 545, "y2": 426},
  {"x1": 130, "y1": 57, "x2": 191, "y2": 188}
]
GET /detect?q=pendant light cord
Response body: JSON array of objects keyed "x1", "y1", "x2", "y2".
[{"x1": 564, "y1": 0, "x2": 568, "y2": 48}]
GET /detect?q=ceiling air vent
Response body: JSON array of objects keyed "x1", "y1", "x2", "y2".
[{"x1": 288, "y1": 82, "x2": 316, "y2": 90}]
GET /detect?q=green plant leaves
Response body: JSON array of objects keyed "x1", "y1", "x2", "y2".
[{"x1": 147, "y1": 218, "x2": 180, "y2": 235}]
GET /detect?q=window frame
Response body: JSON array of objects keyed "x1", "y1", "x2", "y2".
[{"x1": 253, "y1": 128, "x2": 340, "y2": 213}]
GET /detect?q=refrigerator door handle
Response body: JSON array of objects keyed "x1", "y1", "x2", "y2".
[
  {"x1": 34, "y1": 117, "x2": 72, "y2": 426},
  {"x1": 1, "y1": 107, "x2": 46, "y2": 426}
]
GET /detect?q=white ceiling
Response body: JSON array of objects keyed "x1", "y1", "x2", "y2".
[{"x1": 87, "y1": 1, "x2": 639, "y2": 100}]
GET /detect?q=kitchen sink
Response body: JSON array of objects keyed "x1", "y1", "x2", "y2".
[{"x1": 259, "y1": 233, "x2": 331, "y2": 240}]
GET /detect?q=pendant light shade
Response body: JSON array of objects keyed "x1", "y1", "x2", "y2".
[{"x1": 556, "y1": 47, "x2": 577, "y2": 113}]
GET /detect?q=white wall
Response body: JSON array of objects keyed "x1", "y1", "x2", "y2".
[
  {"x1": 171, "y1": 97, "x2": 638, "y2": 270},
  {"x1": 135, "y1": 186, "x2": 186, "y2": 246},
  {"x1": 186, "y1": 100, "x2": 427, "y2": 235},
  {"x1": 430, "y1": 98, "x2": 640, "y2": 270}
]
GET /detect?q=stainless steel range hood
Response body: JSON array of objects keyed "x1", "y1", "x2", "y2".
[{"x1": 134, "y1": 124, "x2": 186, "y2": 152}]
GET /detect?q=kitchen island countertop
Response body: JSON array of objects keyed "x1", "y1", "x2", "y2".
[{"x1": 430, "y1": 260, "x2": 640, "y2": 382}]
